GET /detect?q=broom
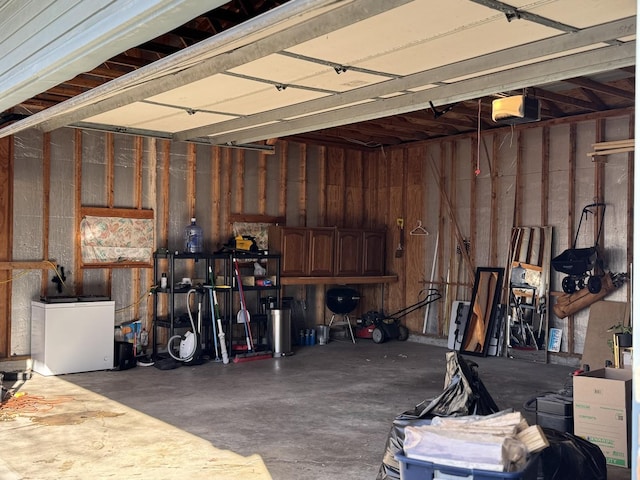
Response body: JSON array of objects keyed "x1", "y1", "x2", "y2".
[{"x1": 233, "y1": 257, "x2": 272, "y2": 363}]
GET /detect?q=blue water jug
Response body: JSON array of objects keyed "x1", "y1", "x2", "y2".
[{"x1": 184, "y1": 217, "x2": 203, "y2": 253}]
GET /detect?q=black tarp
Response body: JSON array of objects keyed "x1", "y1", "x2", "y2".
[
  {"x1": 376, "y1": 351, "x2": 608, "y2": 480},
  {"x1": 377, "y1": 351, "x2": 500, "y2": 480}
]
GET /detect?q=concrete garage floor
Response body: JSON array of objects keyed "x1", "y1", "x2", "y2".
[{"x1": 1, "y1": 340, "x2": 630, "y2": 480}]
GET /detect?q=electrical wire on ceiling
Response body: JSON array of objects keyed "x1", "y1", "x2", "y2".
[{"x1": 343, "y1": 137, "x2": 382, "y2": 148}]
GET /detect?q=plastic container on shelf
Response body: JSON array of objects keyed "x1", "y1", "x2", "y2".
[{"x1": 184, "y1": 217, "x2": 203, "y2": 253}]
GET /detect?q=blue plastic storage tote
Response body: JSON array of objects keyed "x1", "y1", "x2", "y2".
[{"x1": 395, "y1": 453, "x2": 539, "y2": 480}]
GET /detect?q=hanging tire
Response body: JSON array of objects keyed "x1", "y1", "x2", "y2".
[
  {"x1": 562, "y1": 276, "x2": 576, "y2": 294},
  {"x1": 587, "y1": 276, "x2": 602, "y2": 294},
  {"x1": 372, "y1": 327, "x2": 385, "y2": 344},
  {"x1": 398, "y1": 325, "x2": 409, "y2": 341}
]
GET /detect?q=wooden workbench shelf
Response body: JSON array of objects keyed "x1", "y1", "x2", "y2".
[{"x1": 279, "y1": 275, "x2": 397, "y2": 285}]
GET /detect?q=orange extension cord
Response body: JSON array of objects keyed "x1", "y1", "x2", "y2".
[{"x1": 0, "y1": 392, "x2": 73, "y2": 419}]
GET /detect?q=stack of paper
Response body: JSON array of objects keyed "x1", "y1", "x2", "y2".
[{"x1": 403, "y1": 410, "x2": 545, "y2": 472}]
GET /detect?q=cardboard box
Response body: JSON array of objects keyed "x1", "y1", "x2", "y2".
[{"x1": 573, "y1": 368, "x2": 632, "y2": 468}]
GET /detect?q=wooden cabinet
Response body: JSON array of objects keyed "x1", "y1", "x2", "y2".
[
  {"x1": 275, "y1": 227, "x2": 308, "y2": 276},
  {"x1": 308, "y1": 228, "x2": 335, "y2": 276},
  {"x1": 270, "y1": 226, "x2": 385, "y2": 277},
  {"x1": 335, "y1": 229, "x2": 363, "y2": 276},
  {"x1": 362, "y1": 230, "x2": 386, "y2": 276}
]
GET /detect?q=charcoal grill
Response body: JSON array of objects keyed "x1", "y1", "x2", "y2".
[{"x1": 326, "y1": 287, "x2": 360, "y2": 343}]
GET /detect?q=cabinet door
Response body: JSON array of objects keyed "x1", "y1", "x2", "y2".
[
  {"x1": 279, "y1": 228, "x2": 308, "y2": 276},
  {"x1": 362, "y1": 230, "x2": 386, "y2": 275},
  {"x1": 308, "y1": 228, "x2": 335, "y2": 276},
  {"x1": 335, "y1": 229, "x2": 363, "y2": 276}
]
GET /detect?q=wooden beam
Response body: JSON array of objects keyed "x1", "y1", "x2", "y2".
[
  {"x1": 594, "y1": 119, "x2": 605, "y2": 248},
  {"x1": 514, "y1": 130, "x2": 523, "y2": 228},
  {"x1": 80, "y1": 207, "x2": 154, "y2": 219},
  {"x1": 278, "y1": 142, "x2": 288, "y2": 219},
  {"x1": 534, "y1": 87, "x2": 600, "y2": 112},
  {"x1": 0, "y1": 261, "x2": 56, "y2": 270},
  {"x1": 490, "y1": 134, "x2": 498, "y2": 266},
  {"x1": 41, "y1": 133, "x2": 51, "y2": 294},
  {"x1": 470, "y1": 138, "x2": 478, "y2": 269},
  {"x1": 298, "y1": 143, "x2": 307, "y2": 226},
  {"x1": 74, "y1": 129, "x2": 83, "y2": 295},
  {"x1": 627, "y1": 116, "x2": 634, "y2": 304},
  {"x1": 146, "y1": 138, "x2": 158, "y2": 332},
  {"x1": 541, "y1": 126, "x2": 549, "y2": 226},
  {"x1": 133, "y1": 136, "x2": 144, "y2": 319},
  {"x1": 428, "y1": 152, "x2": 475, "y2": 282},
  {"x1": 134, "y1": 136, "x2": 143, "y2": 209},
  {"x1": 567, "y1": 123, "x2": 577, "y2": 355},
  {"x1": 105, "y1": 132, "x2": 115, "y2": 294},
  {"x1": 564, "y1": 77, "x2": 634, "y2": 101},
  {"x1": 228, "y1": 214, "x2": 286, "y2": 224},
  {"x1": 187, "y1": 142, "x2": 196, "y2": 218},
  {"x1": 344, "y1": 149, "x2": 363, "y2": 228},
  {"x1": 233, "y1": 150, "x2": 245, "y2": 217},
  {"x1": 211, "y1": 146, "x2": 222, "y2": 243},
  {"x1": 0, "y1": 136, "x2": 12, "y2": 357},
  {"x1": 106, "y1": 132, "x2": 114, "y2": 207},
  {"x1": 592, "y1": 139, "x2": 634, "y2": 149},
  {"x1": 588, "y1": 147, "x2": 634, "y2": 156},
  {"x1": 435, "y1": 144, "x2": 446, "y2": 331},
  {"x1": 222, "y1": 148, "x2": 232, "y2": 236},
  {"x1": 318, "y1": 146, "x2": 327, "y2": 225},
  {"x1": 258, "y1": 152, "x2": 267, "y2": 215},
  {"x1": 280, "y1": 275, "x2": 398, "y2": 285},
  {"x1": 161, "y1": 140, "x2": 170, "y2": 247}
]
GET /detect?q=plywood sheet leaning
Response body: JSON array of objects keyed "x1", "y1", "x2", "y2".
[
  {"x1": 552, "y1": 272, "x2": 618, "y2": 319},
  {"x1": 581, "y1": 300, "x2": 630, "y2": 370}
]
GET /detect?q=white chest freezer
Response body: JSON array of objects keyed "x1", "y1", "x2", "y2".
[{"x1": 31, "y1": 300, "x2": 115, "y2": 375}]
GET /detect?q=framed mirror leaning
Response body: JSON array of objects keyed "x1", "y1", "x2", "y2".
[{"x1": 460, "y1": 267, "x2": 504, "y2": 356}]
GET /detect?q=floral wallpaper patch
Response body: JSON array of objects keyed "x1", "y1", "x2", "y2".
[{"x1": 81, "y1": 216, "x2": 154, "y2": 264}]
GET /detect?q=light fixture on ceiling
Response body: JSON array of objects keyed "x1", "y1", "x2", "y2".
[
  {"x1": 275, "y1": 84, "x2": 288, "y2": 91},
  {"x1": 333, "y1": 65, "x2": 348, "y2": 74}
]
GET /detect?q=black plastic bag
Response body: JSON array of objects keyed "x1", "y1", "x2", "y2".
[
  {"x1": 540, "y1": 428, "x2": 607, "y2": 480},
  {"x1": 376, "y1": 352, "x2": 500, "y2": 480}
]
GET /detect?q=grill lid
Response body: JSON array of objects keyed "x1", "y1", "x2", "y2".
[{"x1": 326, "y1": 287, "x2": 360, "y2": 314}]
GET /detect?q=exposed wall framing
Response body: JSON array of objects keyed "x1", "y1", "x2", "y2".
[
  {"x1": 0, "y1": 109, "x2": 633, "y2": 362},
  {"x1": 0, "y1": 136, "x2": 12, "y2": 357}
]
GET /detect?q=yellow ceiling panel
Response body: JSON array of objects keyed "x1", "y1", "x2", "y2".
[
  {"x1": 529, "y1": 0, "x2": 636, "y2": 28},
  {"x1": 286, "y1": 0, "x2": 493, "y2": 67},
  {"x1": 355, "y1": 18, "x2": 558, "y2": 76},
  {"x1": 208, "y1": 86, "x2": 328, "y2": 116},
  {"x1": 147, "y1": 74, "x2": 264, "y2": 111},
  {"x1": 84, "y1": 101, "x2": 235, "y2": 132},
  {"x1": 230, "y1": 53, "x2": 391, "y2": 92}
]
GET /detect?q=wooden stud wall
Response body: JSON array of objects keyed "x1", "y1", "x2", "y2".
[
  {"x1": 0, "y1": 109, "x2": 634, "y2": 359},
  {"x1": 0, "y1": 136, "x2": 12, "y2": 357},
  {"x1": 41, "y1": 133, "x2": 51, "y2": 294}
]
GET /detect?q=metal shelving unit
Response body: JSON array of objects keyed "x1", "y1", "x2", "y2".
[{"x1": 152, "y1": 250, "x2": 280, "y2": 359}]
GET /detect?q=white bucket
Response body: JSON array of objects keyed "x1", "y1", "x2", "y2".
[{"x1": 316, "y1": 325, "x2": 329, "y2": 345}]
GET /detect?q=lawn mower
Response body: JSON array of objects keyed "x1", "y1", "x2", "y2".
[
  {"x1": 356, "y1": 288, "x2": 441, "y2": 343},
  {"x1": 551, "y1": 203, "x2": 606, "y2": 294}
]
